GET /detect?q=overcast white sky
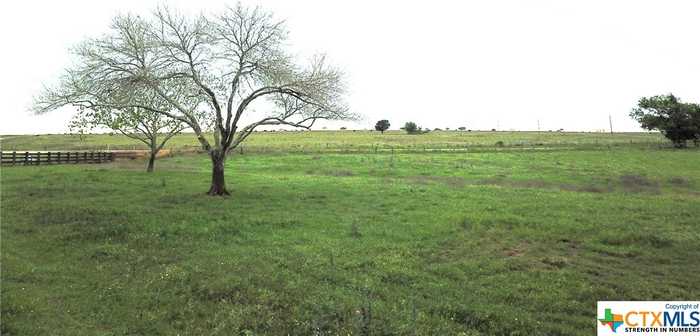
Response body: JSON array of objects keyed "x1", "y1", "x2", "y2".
[{"x1": 1, "y1": 0, "x2": 699, "y2": 134}]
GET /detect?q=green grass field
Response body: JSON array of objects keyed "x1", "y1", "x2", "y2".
[{"x1": 2, "y1": 133, "x2": 699, "y2": 335}]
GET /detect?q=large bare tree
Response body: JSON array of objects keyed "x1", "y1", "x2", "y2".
[{"x1": 35, "y1": 5, "x2": 352, "y2": 195}]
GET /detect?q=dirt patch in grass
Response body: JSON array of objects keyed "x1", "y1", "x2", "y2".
[
  {"x1": 619, "y1": 174, "x2": 660, "y2": 193},
  {"x1": 600, "y1": 233, "x2": 673, "y2": 249},
  {"x1": 572, "y1": 184, "x2": 615, "y2": 193},
  {"x1": 407, "y1": 175, "x2": 467, "y2": 188},
  {"x1": 668, "y1": 176, "x2": 692, "y2": 187},
  {"x1": 477, "y1": 177, "x2": 587, "y2": 192},
  {"x1": 305, "y1": 169, "x2": 355, "y2": 177},
  {"x1": 328, "y1": 169, "x2": 355, "y2": 177},
  {"x1": 33, "y1": 207, "x2": 127, "y2": 227},
  {"x1": 475, "y1": 177, "x2": 547, "y2": 189},
  {"x1": 477, "y1": 175, "x2": 665, "y2": 194},
  {"x1": 503, "y1": 246, "x2": 526, "y2": 257}
]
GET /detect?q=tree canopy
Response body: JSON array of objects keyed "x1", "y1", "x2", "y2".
[
  {"x1": 630, "y1": 94, "x2": 700, "y2": 147},
  {"x1": 374, "y1": 119, "x2": 390, "y2": 133},
  {"x1": 34, "y1": 5, "x2": 355, "y2": 195}
]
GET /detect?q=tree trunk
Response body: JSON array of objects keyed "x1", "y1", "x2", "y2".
[
  {"x1": 147, "y1": 137, "x2": 157, "y2": 173},
  {"x1": 207, "y1": 151, "x2": 230, "y2": 196},
  {"x1": 146, "y1": 152, "x2": 156, "y2": 172},
  {"x1": 673, "y1": 140, "x2": 687, "y2": 148}
]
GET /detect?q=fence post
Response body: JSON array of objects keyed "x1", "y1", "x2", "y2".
[
  {"x1": 12, "y1": 151, "x2": 16, "y2": 165},
  {"x1": 25, "y1": 152, "x2": 29, "y2": 165},
  {"x1": 90, "y1": 151, "x2": 94, "y2": 163},
  {"x1": 47, "y1": 152, "x2": 51, "y2": 164},
  {"x1": 75, "y1": 152, "x2": 79, "y2": 164},
  {"x1": 83, "y1": 152, "x2": 87, "y2": 163}
]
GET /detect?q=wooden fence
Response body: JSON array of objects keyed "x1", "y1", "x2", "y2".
[{"x1": 1, "y1": 151, "x2": 114, "y2": 166}]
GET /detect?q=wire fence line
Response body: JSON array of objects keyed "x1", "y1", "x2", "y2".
[{"x1": 1, "y1": 140, "x2": 673, "y2": 160}]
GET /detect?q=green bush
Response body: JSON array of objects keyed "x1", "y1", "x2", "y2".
[{"x1": 404, "y1": 122, "x2": 420, "y2": 134}]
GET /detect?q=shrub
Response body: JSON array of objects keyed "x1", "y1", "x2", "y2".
[{"x1": 404, "y1": 122, "x2": 420, "y2": 134}]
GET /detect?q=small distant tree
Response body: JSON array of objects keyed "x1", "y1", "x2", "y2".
[
  {"x1": 404, "y1": 121, "x2": 419, "y2": 134},
  {"x1": 374, "y1": 119, "x2": 390, "y2": 134},
  {"x1": 72, "y1": 106, "x2": 185, "y2": 172},
  {"x1": 630, "y1": 94, "x2": 700, "y2": 148},
  {"x1": 458, "y1": 126, "x2": 466, "y2": 131},
  {"x1": 68, "y1": 88, "x2": 188, "y2": 173}
]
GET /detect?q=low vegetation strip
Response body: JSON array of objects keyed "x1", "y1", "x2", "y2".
[{"x1": 0, "y1": 131, "x2": 666, "y2": 152}]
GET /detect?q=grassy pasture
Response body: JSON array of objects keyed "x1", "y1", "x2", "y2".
[
  {"x1": 1, "y1": 134, "x2": 699, "y2": 335},
  {"x1": 1, "y1": 130, "x2": 665, "y2": 152}
]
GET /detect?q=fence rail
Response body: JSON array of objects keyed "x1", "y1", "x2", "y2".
[{"x1": 1, "y1": 151, "x2": 114, "y2": 166}]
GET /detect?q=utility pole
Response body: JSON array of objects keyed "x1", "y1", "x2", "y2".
[
  {"x1": 537, "y1": 119, "x2": 540, "y2": 132},
  {"x1": 608, "y1": 114, "x2": 613, "y2": 134}
]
